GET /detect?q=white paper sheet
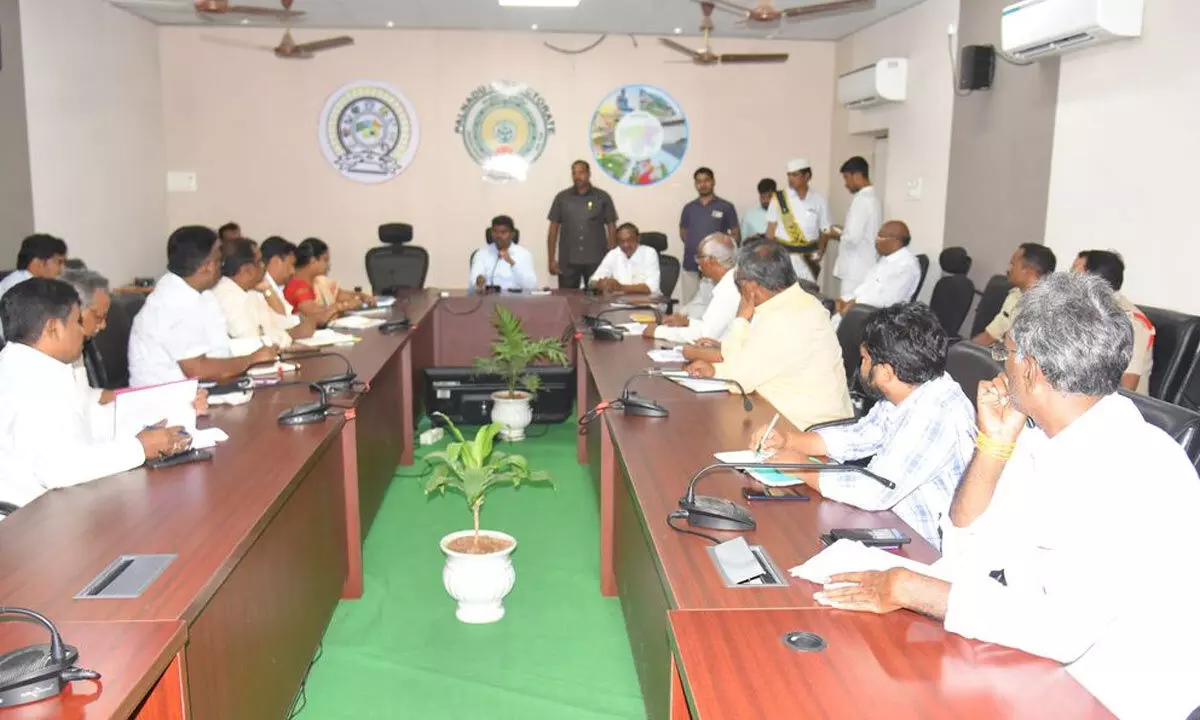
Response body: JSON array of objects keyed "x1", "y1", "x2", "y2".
[
  {"x1": 667, "y1": 375, "x2": 733, "y2": 393},
  {"x1": 617, "y1": 322, "x2": 647, "y2": 335},
  {"x1": 330, "y1": 315, "x2": 386, "y2": 330},
  {"x1": 189, "y1": 427, "x2": 229, "y2": 449},
  {"x1": 647, "y1": 347, "x2": 685, "y2": 363},
  {"x1": 114, "y1": 379, "x2": 199, "y2": 436},
  {"x1": 295, "y1": 329, "x2": 358, "y2": 347},
  {"x1": 789, "y1": 539, "x2": 952, "y2": 587}
]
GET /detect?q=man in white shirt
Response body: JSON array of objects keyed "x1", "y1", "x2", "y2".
[
  {"x1": 740, "y1": 178, "x2": 776, "y2": 240},
  {"x1": 833, "y1": 220, "x2": 920, "y2": 323},
  {"x1": 0, "y1": 234, "x2": 69, "y2": 341},
  {"x1": 752, "y1": 303, "x2": 975, "y2": 548},
  {"x1": 642, "y1": 232, "x2": 738, "y2": 345},
  {"x1": 470, "y1": 215, "x2": 538, "y2": 293},
  {"x1": 259, "y1": 237, "x2": 302, "y2": 328},
  {"x1": 0, "y1": 278, "x2": 185, "y2": 509},
  {"x1": 764, "y1": 158, "x2": 832, "y2": 283},
  {"x1": 129, "y1": 226, "x2": 278, "y2": 387},
  {"x1": 590, "y1": 223, "x2": 661, "y2": 296},
  {"x1": 814, "y1": 273, "x2": 1200, "y2": 720},
  {"x1": 826, "y1": 156, "x2": 882, "y2": 298},
  {"x1": 214, "y1": 239, "x2": 318, "y2": 348}
]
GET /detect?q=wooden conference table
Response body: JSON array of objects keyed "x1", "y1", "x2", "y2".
[{"x1": 0, "y1": 290, "x2": 1107, "y2": 719}]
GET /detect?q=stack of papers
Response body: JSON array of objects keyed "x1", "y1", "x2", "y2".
[
  {"x1": 662, "y1": 371, "x2": 733, "y2": 393},
  {"x1": 647, "y1": 347, "x2": 685, "y2": 363},
  {"x1": 616, "y1": 322, "x2": 647, "y2": 335},
  {"x1": 296, "y1": 329, "x2": 358, "y2": 347},
  {"x1": 789, "y1": 539, "x2": 951, "y2": 588},
  {"x1": 114, "y1": 379, "x2": 199, "y2": 435},
  {"x1": 330, "y1": 315, "x2": 386, "y2": 330},
  {"x1": 713, "y1": 450, "x2": 807, "y2": 487}
]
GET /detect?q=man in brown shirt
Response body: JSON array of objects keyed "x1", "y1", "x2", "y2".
[{"x1": 547, "y1": 160, "x2": 618, "y2": 289}]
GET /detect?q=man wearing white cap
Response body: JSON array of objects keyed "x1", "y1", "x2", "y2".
[{"x1": 764, "y1": 158, "x2": 832, "y2": 283}]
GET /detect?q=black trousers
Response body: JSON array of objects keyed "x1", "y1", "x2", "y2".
[{"x1": 557, "y1": 262, "x2": 600, "y2": 290}]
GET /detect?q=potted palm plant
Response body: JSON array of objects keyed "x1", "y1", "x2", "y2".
[
  {"x1": 474, "y1": 305, "x2": 569, "y2": 441},
  {"x1": 425, "y1": 413, "x2": 554, "y2": 624}
]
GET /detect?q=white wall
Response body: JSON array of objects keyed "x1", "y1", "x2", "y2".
[
  {"x1": 830, "y1": 0, "x2": 960, "y2": 300},
  {"x1": 1044, "y1": 1, "x2": 1200, "y2": 314},
  {"x1": 19, "y1": 0, "x2": 167, "y2": 284}
]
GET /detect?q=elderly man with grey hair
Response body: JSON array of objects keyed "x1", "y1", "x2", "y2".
[
  {"x1": 61, "y1": 268, "x2": 115, "y2": 407},
  {"x1": 642, "y1": 232, "x2": 739, "y2": 345},
  {"x1": 684, "y1": 238, "x2": 851, "y2": 431},
  {"x1": 813, "y1": 272, "x2": 1200, "y2": 720}
]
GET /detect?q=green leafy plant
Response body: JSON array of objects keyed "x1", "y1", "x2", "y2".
[
  {"x1": 424, "y1": 413, "x2": 554, "y2": 542},
  {"x1": 474, "y1": 305, "x2": 569, "y2": 397}
]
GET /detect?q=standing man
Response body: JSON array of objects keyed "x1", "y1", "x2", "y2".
[
  {"x1": 827, "y1": 156, "x2": 882, "y2": 298},
  {"x1": 547, "y1": 160, "x2": 618, "y2": 289},
  {"x1": 679, "y1": 167, "x2": 740, "y2": 304},
  {"x1": 741, "y1": 179, "x2": 777, "y2": 240},
  {"x1": 764, "y1": 158, "x2": 832, "y2": 283}
]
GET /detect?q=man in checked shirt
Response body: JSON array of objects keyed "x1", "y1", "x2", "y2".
[{"x1": 750, "y1": 302, "x2": 975, "y2": 548}]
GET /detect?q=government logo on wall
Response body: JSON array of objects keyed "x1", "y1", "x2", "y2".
[
  {"x1": 319, "y1": 80, "x2": 420, "y2": 184},
  {"x1": 589, "y1": 85, "x2": 689, "y2": 187},
  {"x1": 454, "y1": 81, "x2": 555, "y2": 183}
]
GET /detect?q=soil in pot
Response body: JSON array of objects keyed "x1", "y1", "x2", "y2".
[{"x1": 447, "y1": 534, "x2": 515, "y2": 554}]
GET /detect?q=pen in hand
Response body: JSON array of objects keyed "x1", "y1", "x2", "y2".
[{"x1": 754, "y1": 412, "x2": 781, "y2": 459}]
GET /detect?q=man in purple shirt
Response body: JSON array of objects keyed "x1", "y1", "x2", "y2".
[{"x1": 679, "y1": 167, "x2": 740, "y2": 303}]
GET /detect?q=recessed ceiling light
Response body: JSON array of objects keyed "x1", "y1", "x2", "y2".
[
  {"x1": 386, "y1": 20, "x2": 395, "y2": 28},
  {"x1": 674, "y1": 27, "x2": 682, "y2": 34},
  {"x1": 498, "y1": 0, "x2": 580, "y2": 7},
  {"x1": 531, "y1": 23, "x2": 539, "y2": 30}
]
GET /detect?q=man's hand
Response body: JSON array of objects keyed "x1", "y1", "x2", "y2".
[
  {"x1": 475, "y1": 274, "x2": 487, "y2": 289},
  {"x1": 137, "y1": 424, "x2": 190, "y2": 460},
  {"x1": 250, "y1": 345, "x2": 280, "y2": 366},
  {"x1": 500, "y1": 249, "x2": 514, "y2": 266},
  {"x1": 977, "y1": 373, "x2": 1028, "y2": 443},
  {"x1": 193, "y1": 389, "x2": 209, "y2": 416},
  {"x1": 835, "y1": 298, "x2": 854, "y2": 315},
  {"x1": 813, "y1": 569, "x2": 903, "y2": 614},
  {"x1": 662, "y1": 314, "x2": 690, "y2": 328},
  {"x1": 596, "y1": 278, "x2": 620, "y2": 293},
  {"x1": 828, "y1": 225, "x2": 843, "y2": 238},
  {"x1": 686, "y1": 360, "x2": 715, "y2": 378},
  {"x1": 749, "y1": 423, "x2": 788, "y2": 455},
  {"x1": 693, "y1": 337, "x2": 721, "y2": 349},
  {"x1": 549, "y1": 259, "x2": 560, "y2": 276},
  {"x1": 642, "y1": 323, "x2": 657, "y2": 339}
]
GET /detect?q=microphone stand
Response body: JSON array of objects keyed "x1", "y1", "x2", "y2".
[
  {"x1": 673, "y1": 374, "x2": 753, "y2": 412},
  {"x1": 275, "y1": 350, "x2": 357, "y2": 394},
  {"x1": 620, "y1": 371, "x2": 755, "y2": 416}
]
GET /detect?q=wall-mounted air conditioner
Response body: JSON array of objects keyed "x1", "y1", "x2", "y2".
[
  {"x1": 837, "y1": 58, "x2": 908, "y2": 110},
  {"x1": 1001, "y1": 0, "x2": 1143, "y2": 62}
]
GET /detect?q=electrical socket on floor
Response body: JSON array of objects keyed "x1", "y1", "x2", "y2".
[{"x1": 420, "y1": 427, "x2": 445, "y2": 446}]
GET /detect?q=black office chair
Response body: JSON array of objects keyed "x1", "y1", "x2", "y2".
[
  {"x1": 88, "y1": 292, "x2": 146, "y2": 389},
  {"x1": 911, "y1": 253, "x2": 930, "y2": 301},
  {"x1": 1140, "y1": 305, "x2": 1200, "y2": 403},
  {"x1": 365, "y1": 223, "x2": 429, "y2": 294},
  {"x1": 946, "y1": 341, "x2": 1003, "y2": 409},
  {"x1": 0, "y1": 502, "x2": 16, "y2": 518},
  {"x1": 928, "y1": 247, "x2": 975, "y2": 337},
  {"x1": 640, "y1": 232, "x2": 668, "y2": 253},
  {"x1": 969, "y1": 274, "x2": 1014, "y2": 339},
  {"x1": 836, "y1": 303, "x2": 877, "y2": 384},
  {"x1": 1122, "y1": 389, "x2": 1200, "y2": 468},
  {"x1": 638, "y1": 232, "x2": 681, "y2": 308}
]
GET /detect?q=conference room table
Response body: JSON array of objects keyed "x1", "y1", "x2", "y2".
[{"x1": 0, "y1": 289, "x2": 1108, "y2": 719}]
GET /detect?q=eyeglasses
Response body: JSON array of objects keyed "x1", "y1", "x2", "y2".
[{"x1": 988, "y1": 343, "x2": 1017, "y2": 363}]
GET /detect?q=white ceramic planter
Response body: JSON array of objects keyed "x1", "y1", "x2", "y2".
[
  {"x1": 490, "y1": 391, "x2": 533, "y2": 441},
  {"x1": 439, "y1": 530, "x2": 517, "y2": 624}
]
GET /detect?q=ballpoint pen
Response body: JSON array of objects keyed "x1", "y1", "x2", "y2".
[{"x1": 754, "y1": 412, "x2": 780, "y2": 459}]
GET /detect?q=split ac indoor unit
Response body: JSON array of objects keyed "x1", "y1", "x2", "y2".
[
  {"x1": 836, "y1": 58, "x2": 908, "y2": 110},
  {"x1": 1001, "y1": 0, "x2": 1143, "y2": 62}
]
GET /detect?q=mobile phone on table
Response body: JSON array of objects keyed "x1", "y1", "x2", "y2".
[
  {"x1": 741, "y1": 487, "x2": 810, "y2": 502},
  {"x1": 822, "y1": 527, "x2": 911, "y2": 546}
]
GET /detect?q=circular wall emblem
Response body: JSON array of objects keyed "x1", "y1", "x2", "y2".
[
  {"x1": 590, "y1": 85, "x2": 688, "y2": 187},
  {"x1": 454, "y1": 81, "x2": 555, "y2": 182},
  {"x1": 319, "y1": 80, "x2": 419, "y2": 184}
]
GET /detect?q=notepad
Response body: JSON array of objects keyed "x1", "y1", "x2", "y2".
[
  {"x1": 330, "y1": 314, "x2": 386, "y2": 330},
  {"x1": 296, "y1": 329, "x2": 358, "y2": 347},
  {"x1": 713, "y1": 450, "x2": 806, "y2": 487},
  {"x1": 789, "y1": 539, "x2": 951, "y2": 588},
  {"x1": 114, "y1": 379, "x2": 199, "y2": 436},
  {"x1": 647, "y1": 347, "x2": 685, "y2": 363},
  {"x1": 663, "y1": 372, "x2": 734, "y2": 393}
]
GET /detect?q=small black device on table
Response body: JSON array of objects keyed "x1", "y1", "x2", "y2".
[{"x1": 821, "y1": 527, "x2": 911, "y2": 547}]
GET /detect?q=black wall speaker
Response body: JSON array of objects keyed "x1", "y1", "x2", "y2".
[{"x1": 959, "y1": 44, "x2": 996, "y2": 91}]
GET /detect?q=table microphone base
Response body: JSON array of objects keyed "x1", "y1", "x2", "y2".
[{"x1": 622, "y1": 392, "x2": 669, "y2": 418}]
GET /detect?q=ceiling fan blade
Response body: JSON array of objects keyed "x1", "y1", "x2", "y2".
[
  {"x1": 291, "y1": 36, "x2": 355, "y2": 53},
  {"x1": 699, "y1": 0, "x2": 753, "y2": 17},
  {"x1": 719, "y1": 52, "x2": 790, "y2": 63},
  {"x1": 659, "y1": 38, "x2": 703, "y2": 59},
  {"x1": 781, "y1": 0, "x2": 870, "y2": 18}
]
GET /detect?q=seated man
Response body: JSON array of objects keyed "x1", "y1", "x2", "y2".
[
  {"x1": 590, "y1": 223, "x2": 660, "y2": 295},
  {"x1": 213, "y1": 239, "x2": 318, "y2": 348},
  {"x1": 834, "y1": 220, "x2": 921, "y2": 318},
  {"x1": 260, "y1": 236, "x2": 300, "y2": 325},
  {"x1": 642, "y1": 232, "x2": 738, "y2": 344},
  {"x1": 469, "y1": 215, "x2": 538, "y2": 293},
  {"x1": 0, "y1": 234, "x2": 69, "y2": 339},
  {"x1": 218, "y1": 221, "x2": 242, "y2": 252},
  {"x1": 1072, "y1": 250, "x2": 1154, "y2": 394},
  {"x1": 685, "y1": 239, "x2": 851, "y2": 430},
  {"x1": 129, "y1": 226, "x2": 277, "y2": 386},
  {"x1": 971, "y1": 242, "x2": 1055, "y2": 345},
  {"x1": 815, "y1": 272, "x2": 1200, "y2": 720},
  {"x1": 0, "y1": 279, "x2": 186, "y2": 508},
  {"x1": 751, "y1": 302, "x2": 975, "y2": 548}
]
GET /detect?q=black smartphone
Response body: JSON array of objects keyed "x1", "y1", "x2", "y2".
[
  {"x1": 741, "y1": 487, "x2": 810, "y2": 502},
  {"x1": 823, "y1": 527, "x2": 911, "y2": 546}
]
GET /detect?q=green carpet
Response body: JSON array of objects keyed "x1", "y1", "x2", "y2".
[{"x1": 299, "y1": 421, "x2": 645, "y2": 719}]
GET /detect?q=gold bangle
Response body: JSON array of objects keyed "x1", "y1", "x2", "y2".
[{"x1": 975, "y1": 431, "x2": 1016, "y2": 460}]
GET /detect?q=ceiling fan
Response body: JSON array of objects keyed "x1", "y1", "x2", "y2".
[
  {"x1": 660, "y1": 2, "x2": 788, "y2": 65},
  {"x1": 699, "y1": 0, "x2": 871, "y2": 23},
  {"x1": 271, "y1": 28, "x2": 354, "y2": 58},
  {"x1": 194, "y1": 0, "x2": 305, "y2": 19}
]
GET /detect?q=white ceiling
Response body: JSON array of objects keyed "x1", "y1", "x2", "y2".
[{"x1": 110, "y1": 0, "x2": 927, "y2": 40}]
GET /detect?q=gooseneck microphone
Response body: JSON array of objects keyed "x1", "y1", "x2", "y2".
[
  {"x1": 0, "y1": 606, "x2": 100, "y2": 707},
  {"x1": 685, "y1": 375, "x2": 753, "y2": 412},
  {"x1": 677, "y1": 462, "x2": 898, "y2": 532},
  {"x1": 620, "y1": 369, "x2": 670, "y2": 417},
  {"x1": 278, "y1": 350, "x2": 357, "y2": 394}
]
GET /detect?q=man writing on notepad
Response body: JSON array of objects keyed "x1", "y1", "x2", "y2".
[
  {"x1": 749, "y1": 303, "x2": 974, "y2": 548},
  {"x1": 0, "y1": 279, "x2": 188, "y2": 509},
  {"x1": 812, "y1": 273, "x2": 1200, "y2": 720}
]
